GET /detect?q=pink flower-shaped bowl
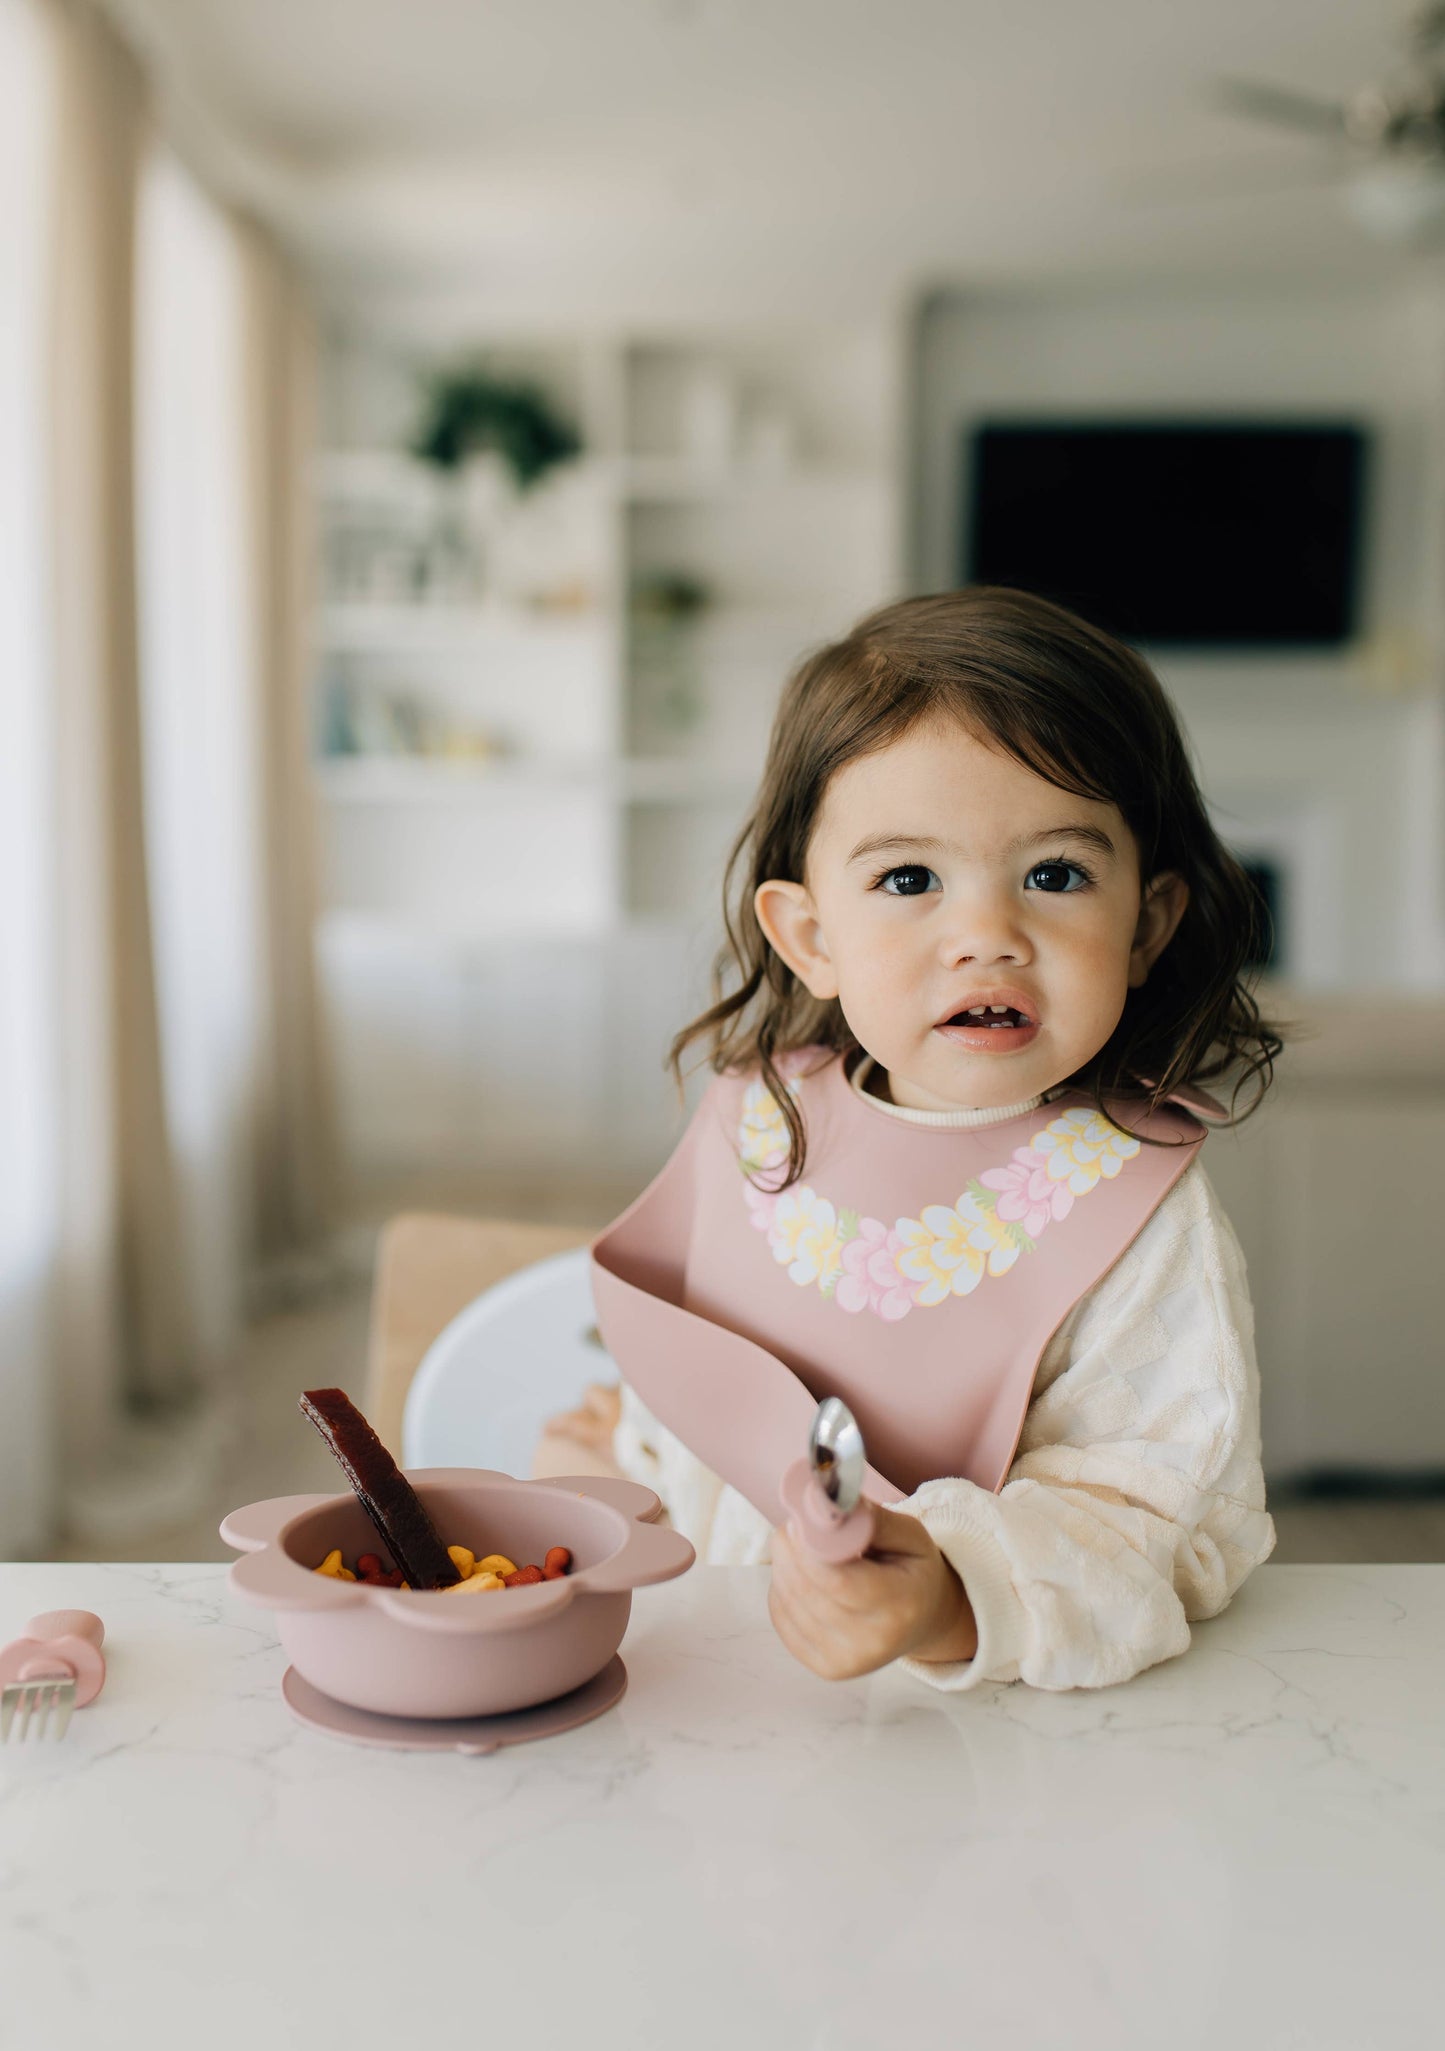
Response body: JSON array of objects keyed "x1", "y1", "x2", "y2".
[{"x1": 220, "y1": 1468, "x2": 695, "y2": 1719}]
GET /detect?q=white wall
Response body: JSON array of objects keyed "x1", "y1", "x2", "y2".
[{"x1": 912, "y1": 282, "x2": 1445, "y2": 992}]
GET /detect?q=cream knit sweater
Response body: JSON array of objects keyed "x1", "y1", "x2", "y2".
[{"x1": 611, "y1": 1063, "x2": 1277, "y2": 1692}]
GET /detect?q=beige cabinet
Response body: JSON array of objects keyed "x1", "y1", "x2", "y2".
[{"x1": 1201, "y1": 997, "x2": 1445, "y2": 1478}]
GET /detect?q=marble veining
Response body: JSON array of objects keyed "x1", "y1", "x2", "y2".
[{"x1": 1, "y1": 1562, "x2": 1442, "y2": 2051}]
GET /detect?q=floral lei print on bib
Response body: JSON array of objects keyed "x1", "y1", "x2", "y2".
[{"x1": 738, "y1": 1076, "x2": 1141, "y2": 1323}]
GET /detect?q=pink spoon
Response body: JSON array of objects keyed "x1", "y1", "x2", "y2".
[{"x1": 779, "y1": 1397, "x2": 878, "y2": 1564}]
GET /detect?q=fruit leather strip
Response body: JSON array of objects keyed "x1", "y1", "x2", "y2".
[{"x1": 300, "y1": 1388, "x2": 460, "y2": 1589}]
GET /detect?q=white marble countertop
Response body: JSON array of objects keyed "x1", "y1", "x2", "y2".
[{"x1": 1, "y1": 1561, "x2": 1441, "y2": 2051}]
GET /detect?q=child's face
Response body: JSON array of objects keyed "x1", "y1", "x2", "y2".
[{"x1": 755, "y1": 716, "x2": 1189, "y2": 1113}]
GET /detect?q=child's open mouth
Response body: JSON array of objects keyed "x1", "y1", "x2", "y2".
[{"x1": 934, "y1": 1003, "x2": 1040, "y2": 1052}]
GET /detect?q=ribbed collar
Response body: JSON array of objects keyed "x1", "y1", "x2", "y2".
[{"x1": 848, "y1": 1052, "x2": 1058, "y2": 1129}]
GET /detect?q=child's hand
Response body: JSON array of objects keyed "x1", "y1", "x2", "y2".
[
  {"x1": 768, "y1": 1503, "x2": 978, "y2": 1679},
  {"x1": 530, "y1": 1381, "x2": 624, "y2": 1482},
  {"x1": 542, "y1": 1380, "x2": 622, "y2": 1453}
]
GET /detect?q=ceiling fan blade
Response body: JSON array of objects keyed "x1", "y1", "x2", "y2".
[
  {"x1": 1113, "y1": 149, "x2": 1346, "y2": 208},
  {"x1": 1411, "y1": 2, "x2": 1445, "y2": 60},
  {"x1": 1214, "y1": 76, "x2": 1351, "y2": 138}
]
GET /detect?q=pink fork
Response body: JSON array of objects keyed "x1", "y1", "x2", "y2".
[{"x1": 0, "y1": 1611, "x2": 107, "y2": 1744}]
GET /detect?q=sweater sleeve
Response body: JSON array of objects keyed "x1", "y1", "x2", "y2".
[{"x1": 894, "y1": 1158, "x2": 1276, "y2": 1692}]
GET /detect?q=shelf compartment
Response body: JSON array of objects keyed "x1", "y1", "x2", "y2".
[
  {"x1": 315, "y1": 754, "x2": 614, "y2": 802},
  {"x1": 624, "y1": 793, "x2": 749, "y2": 924},
  {"x1": 318, "y1": 601, "x2": 606, "y2": 652},
  {"x1": 318, "y1": 775, "x2": 619, "y2": 940}
]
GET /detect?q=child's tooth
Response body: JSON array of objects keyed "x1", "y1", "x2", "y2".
[{"x1": 988, "y1": 1005, "x2": 1008, "y2": 1013}]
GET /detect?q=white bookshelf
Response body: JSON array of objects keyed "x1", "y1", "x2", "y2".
[
  {"x1": 318, "y1": 601, "x2": 607, "y2": 653},
  {"x1": 313, "y1": 324, "x2": 904, "y2": 1192}
]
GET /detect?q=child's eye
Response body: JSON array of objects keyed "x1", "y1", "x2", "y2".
[
  {"x1": 1026, "y1": 859, "x2": 1094, "y2": 893},
  {"x1": 875, "y1": 864, "x2": 940, "y2": 897}
]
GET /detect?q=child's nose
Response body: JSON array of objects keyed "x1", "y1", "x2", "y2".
[{"x1": 937, "y1": 886, "x2": 1032, "y2": 966}]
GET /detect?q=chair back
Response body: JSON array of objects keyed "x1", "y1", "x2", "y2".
[{"x1": 403, "y1": 1246, "x2": 610, "y2": 1474}]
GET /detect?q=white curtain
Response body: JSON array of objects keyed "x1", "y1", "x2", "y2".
[
  {"x1": 135, "y1": 147, "x2": 268, "y2": 1376},
  {"x1": 0, "y1": 0, "x2": 60, "y2": 1557},
  {"x1": 2, "y1": 0, "x2": 173, "y2": 1542},
  {"x1": 0, "y1": 0, "x2": 334, "y2": 1555},
  {"x1": 236, "y1": 221, "x2": 338, "y2": 1266},
  {"x1": 136, "y1": 152, "x2": 338, "y2": 1364},
  {"x1": 47, "y1": 0, "x2": 195, "y2": 1456}
]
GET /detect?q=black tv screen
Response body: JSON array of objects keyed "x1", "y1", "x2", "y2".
[{"x1": 963, "y1": 421, "x2": 1367, "y2": 647}]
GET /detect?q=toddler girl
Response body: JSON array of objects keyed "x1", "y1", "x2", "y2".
[{"x1": 540, "y1": 586, "x2": 1283, "y2": 1691}]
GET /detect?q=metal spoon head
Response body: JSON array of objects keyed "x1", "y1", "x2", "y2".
[{"x1": 807, "y1": 1397, "x2": 866, "y2": 1515}]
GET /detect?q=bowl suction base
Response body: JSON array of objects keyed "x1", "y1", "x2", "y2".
[{"x1": 281, "y1": 1654, "x2": 628, "y2": 1755}]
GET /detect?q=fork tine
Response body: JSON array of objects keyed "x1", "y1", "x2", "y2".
[{"x1": 1, "y1": 1677, "x2": 79, "y2": 1742}]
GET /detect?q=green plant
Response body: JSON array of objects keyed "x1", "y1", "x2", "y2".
[
  {"x1": 630, "y1": 569, "x2": 712, "y2": 621},
  {"x1": 412, "y1": 369, "x2": 581, "y2": 488}
]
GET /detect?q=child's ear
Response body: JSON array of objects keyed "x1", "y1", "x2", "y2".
[
  {"x1": 1128, "y1": 870, "x2": 1189, "y2": 988},
  {"x1": 754, "y1": 880, "x2": 839, "y2": 1000}
]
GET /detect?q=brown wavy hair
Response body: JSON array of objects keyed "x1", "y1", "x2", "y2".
[{"x1": 670, "y1": 586, "x2": 1289, "y2": 1188}]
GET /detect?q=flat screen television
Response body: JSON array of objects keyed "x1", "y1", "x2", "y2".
[{"x1": 963, "y1": 420, "x2": 1368, "y2": 647}]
